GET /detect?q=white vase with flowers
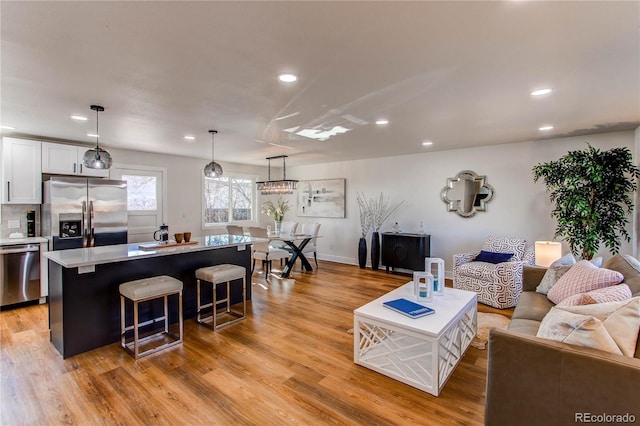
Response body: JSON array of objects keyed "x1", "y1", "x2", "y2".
[{"x1": 261, "y1": 197, "x2": 290, "y2": 235}]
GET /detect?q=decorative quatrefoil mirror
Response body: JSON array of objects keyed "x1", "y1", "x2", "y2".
[{"x1": 441, "y1": 170, "x2": 494, "y2": 218}]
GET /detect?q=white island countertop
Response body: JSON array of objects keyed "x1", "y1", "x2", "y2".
[{"x1": 43, "y1": 235, "x2": 253, "y2": 269}]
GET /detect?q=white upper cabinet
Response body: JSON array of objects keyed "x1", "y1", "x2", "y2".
[
  {"x1": 41, "y1": 142, "x2": 76, "y2": 174},
  {"x1": 42, "y1": 142, "x2": 109, "y2": 177},
  {"x1": 2, "y1": 137, "x2": 42, "y2": 204}
]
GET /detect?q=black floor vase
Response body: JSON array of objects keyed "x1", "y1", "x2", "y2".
[
  {"x1": 358, "y1": 237, "x2": 367, "y2": 269},
  {"x1": 370, "y1": 231, "x2": 380, "y2": 270}
]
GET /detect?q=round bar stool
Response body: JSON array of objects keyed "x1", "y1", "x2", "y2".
[
  {"x1": 119, "y1": 275, "x2": 183, "y2": 359},
  {"x1": 195, "y1": 264, "x2": 246, "y2": 330}
]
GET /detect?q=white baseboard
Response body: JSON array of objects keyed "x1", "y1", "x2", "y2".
[{"x1": 316, "y1": 253, "x2": 453, "y2": 279}]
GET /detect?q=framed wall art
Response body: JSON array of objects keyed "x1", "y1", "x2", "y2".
[{"x1": 297, "y1": 178, "x2": 346, "y2": 218}]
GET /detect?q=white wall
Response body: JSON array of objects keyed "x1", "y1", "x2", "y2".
[
  {"x1": 105, "y1": 147, "x2": 267, "y2": 238},
  {"x1": 0, "y1": 143, "x2": 272, "y2": 240},
  {"x1": 286, "y1": 130, "x2": 637, "y2": 275},
  {"x1": 5, "y1": 130, "x2": 634, "y2": 272}
]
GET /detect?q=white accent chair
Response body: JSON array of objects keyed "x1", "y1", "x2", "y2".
[
  {"x1": 453, "y1": 236, "x2": 535, "y2": 309},
  {"x1": 299, "y1": 222, "x2": 321, "y2": 269},
  {"x1": 248, "y1": 226, "x2": 290, "y2": 275}
]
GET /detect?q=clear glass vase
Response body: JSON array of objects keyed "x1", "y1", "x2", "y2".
[{"x1": 274, "y1": 220, "x2": 282, "y2": 235}]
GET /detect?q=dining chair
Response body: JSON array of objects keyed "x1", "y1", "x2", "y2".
[
  {"x1": 247, "y1": 226, "x2": 290, "y2": 275},
  {"x1": 271, "y1": 221, "x2": 298, "y2": 245},
  {"x1": 299, "y1": 223, "x2": 321, "y2": 269},
  {"x1": 280, "y1": 221, "x2": 298, "y2": 236},
  {"x1": 270, "y1": 221, "x2": 298, "y2": 250},
  {"x1": 226, "y1": 225, "x2": 244, "y2": 236}
]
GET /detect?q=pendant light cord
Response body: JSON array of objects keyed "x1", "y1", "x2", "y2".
[
  {"x1": 95, "y1": 108, "x2": 100, "y2": 151},
  {"x1": 210, "y1": 129, "x2": 218, "y2": 163}
]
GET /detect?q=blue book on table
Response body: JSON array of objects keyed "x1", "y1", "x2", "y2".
[{"x1": 383, "y1": 298, "x2": 435, "y2": 319}]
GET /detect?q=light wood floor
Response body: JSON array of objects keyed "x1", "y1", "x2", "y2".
[{"x1": 0, "y1": 261, "x2": 512, "y2": 425}]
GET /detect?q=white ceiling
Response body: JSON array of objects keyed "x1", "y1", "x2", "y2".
[{"x1": 1, "y1": 1, "x2": 638, "y2": 167}]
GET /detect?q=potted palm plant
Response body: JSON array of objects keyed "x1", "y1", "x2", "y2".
[{"x1": 532, "y1": 144, "x2": 640, "y2": 260}]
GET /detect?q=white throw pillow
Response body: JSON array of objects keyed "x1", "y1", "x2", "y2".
[
  {"x1": 537, "y1": 297, "x2": 640, "y2": 357},
  {"x1": 590, "y1": 256, "x2": 603, "y2": 268},
  {"x1": 547, "y1": 260, "x2": 624, "y2": 305},
  {"x1": 536, "y1": 253, "x2": 576, "y2": 295}
]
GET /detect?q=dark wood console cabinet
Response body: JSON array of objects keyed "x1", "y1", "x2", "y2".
[{"x1": 381, "y1": 232, "x2": 430, "y2": 273}]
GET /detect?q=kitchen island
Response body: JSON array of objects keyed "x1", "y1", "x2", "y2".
[{"x1": 44, "y1": 235, "x2": 252, "y2": 358}]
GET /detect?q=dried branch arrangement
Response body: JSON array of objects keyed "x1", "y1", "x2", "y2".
[{"x1": 357, "y1": 192, "x2": 404, "y2": 236}]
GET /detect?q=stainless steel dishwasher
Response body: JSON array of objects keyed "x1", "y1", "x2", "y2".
[{"x1": 0, "y1": 244, "x2": 41, "y2": 307}]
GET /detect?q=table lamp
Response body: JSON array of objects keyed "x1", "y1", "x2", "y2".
[{"x1": 534, "y1": 241, "x2": 562, "y2": 267}]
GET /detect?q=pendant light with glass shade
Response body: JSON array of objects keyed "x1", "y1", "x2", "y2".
[
  {"x1": 204, "y1": 129, "x2": 223, "y2": 177},
  {"x1": 83, "y1": 105, "x2": 113, "y2": 169}
]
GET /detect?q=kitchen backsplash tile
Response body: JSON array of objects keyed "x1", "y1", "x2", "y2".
[{"x1": 0, "y1": 205, "x2": 40, "y2": 238}]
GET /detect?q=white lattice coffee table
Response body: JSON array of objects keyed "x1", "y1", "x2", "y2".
[{"x1": 354, "y1": 283, "x2": 477, "y2": 396}]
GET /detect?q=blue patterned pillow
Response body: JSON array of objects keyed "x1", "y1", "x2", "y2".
[{"x1": 474, "y1": 250, "x2": 514, "y2": 264}]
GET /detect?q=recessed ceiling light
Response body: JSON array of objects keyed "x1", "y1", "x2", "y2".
[
  {"x1": 538, "y1": 125, "x2": 554, "y2": 131},
  {"x1": 422, "y1": 141, "x2": 433, "y2": 146},
  {"x1": 184, "y1": 135, "x2": 196, "y2": 141},
  {"x1": 87, "y1": 132, "x2": 99, "y2": 138},
  {"x1": 1, "y1": 125, "x2": 16, "y2": 130},
  {"x1": 530, "y1": 88, "x2": 553, "y2": 97},
  {"x1": 71, "y1": 115, "x2": 88, "y2": 121},
  {"x1": 375, "y1": 119, "x2": 389, "y2": 125},
  {"x1": 277, "y1": 73, "x2": 298, "y2": 83}
]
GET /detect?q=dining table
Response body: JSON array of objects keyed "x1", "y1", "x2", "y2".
[{"x1": 267, "y1": 232, "x2": 318, "y2": 278}]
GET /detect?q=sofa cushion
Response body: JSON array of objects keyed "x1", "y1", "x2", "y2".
[
  {"x1": 483, "y1": 236, "x2": 526, "y2": 261},
  {"x1": 523, "y1": 265, "x2": 548, "y2": 292},
  {"x1": 556, "y1": 284, "x2": 632, "y2": 307},
  {"x1": 603, "y1": 254, "x2": 640, "y2": 296},
  {"x1": 507, "y1": 318, "x2": 541, "y2": 336},
  {"x1": 511, "y1": 291, "x2": 555, "y2": 322},
  {"x1": 536, "y1": 297, "x2": 640, "y2": 357},
  {"x1": 535, "y1": 253, "x2": 576, "y2": 295},
  {"x1": 474, "y1": 250, "x2": 514, "y2": 264},
  {"x1": 547, "y1": 260, "x2": 624, "y2": 305}
]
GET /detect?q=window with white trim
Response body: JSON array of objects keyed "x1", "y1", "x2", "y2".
[
  {"x1": 122, "y1": 174, "x2": 157, "y2": 211},
  {"x1": 203, "y1": 174, "x2": 256, "y2": 226}
]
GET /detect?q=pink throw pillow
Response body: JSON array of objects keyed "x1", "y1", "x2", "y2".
[
  {"x1": 556, "y1": 284, "x2": 632, "y2": 307},
  {"x1": 547, "y1": 260, "x2": 624, "y2": 305}
]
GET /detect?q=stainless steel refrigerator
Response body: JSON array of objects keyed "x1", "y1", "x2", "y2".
[{"x1": 43, "y1": 177, "x2": 128, "y2": 250}]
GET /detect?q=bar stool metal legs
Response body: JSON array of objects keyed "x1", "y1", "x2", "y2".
[
  {"x1": 195, "y1": 264, "x2": 246, "y2": 330},
  {"x1": 119, "y1": 275, "x2": 183, "y2": 359}
]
